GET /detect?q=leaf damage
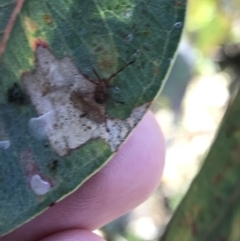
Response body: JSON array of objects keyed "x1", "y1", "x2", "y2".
[
  {"x1": 22, "y1": 46, "x2": 149, "y2": 156},
  {"x1": 19, "y1": 148, "x2": 57, "y2": 195}
]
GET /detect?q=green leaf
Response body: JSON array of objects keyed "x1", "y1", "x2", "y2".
[
  {"x1": 0, "y1": 0, "x2": 186, "y2": 236},
  {"x1": 160, "y1": 86, "x2": 240, "y2": 240}
]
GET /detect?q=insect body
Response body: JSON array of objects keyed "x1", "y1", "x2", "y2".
[
  {"x1": 94, "y1": 81, "x2": 109, "y2": 105},
  {"x1": 85, "y1": 59, "x2": 135, "y2": 105},
  {"x1": 70, "y1": 59, "x2": 135, "y2": 125}
]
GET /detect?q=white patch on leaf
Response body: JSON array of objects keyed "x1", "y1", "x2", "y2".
[
  {"x1": 123, "y1": 8, "x2": 133, "y2": 19},
  {"x1": 30, "y1": 174, "x2": 51, "y2": 195},
  {"x1": 28, "y1": 111, "x2": 54, "y2": 140},
  {"x1": 0, "y1": 140, "x2": 11, "y2": 149},
  {"x1": 23, "y1": 46, "x2": 148, "y2": 156}
]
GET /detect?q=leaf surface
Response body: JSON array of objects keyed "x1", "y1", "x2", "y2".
[{"x1": 0, "y1": 0, "x2": 186, "y2": 236}]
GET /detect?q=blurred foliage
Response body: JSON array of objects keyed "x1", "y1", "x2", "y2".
[
  {"x1": 187, "y1": 0, "x2": 240, "y2": 55},
  {"x1": 159, "y1": 0, "x2": 240, "y2": 240},
  {"x1": 160, "y1": 76, "x2": 240, "y2": 241}
]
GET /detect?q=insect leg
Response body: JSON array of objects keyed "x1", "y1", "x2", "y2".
[{"x1": 107, "y1": 59, "x2": 136, "y2": 82}]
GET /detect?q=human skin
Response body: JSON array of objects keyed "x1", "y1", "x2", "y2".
[{"x1": 2, "y1": 111, "x2": 165, "y2": 241}]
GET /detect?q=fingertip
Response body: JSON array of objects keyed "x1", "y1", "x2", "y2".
[
  {"x1": 40, "y1": 230, "x2": 105, "y2": 241},
  {"x1": 113, "y1": 110, "x2": 166, "y2": 204},
  {"x1": 75, "y1": 110, "x2": 166, "y2": 228}
]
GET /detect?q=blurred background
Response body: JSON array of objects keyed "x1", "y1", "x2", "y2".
[{"x1": 98, "y1": 0, "x2": 240, "y2": 240}]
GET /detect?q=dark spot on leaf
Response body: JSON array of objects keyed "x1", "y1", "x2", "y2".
[
  {"x1": 70, "y1": 90, "x2": 106, "y2": 124},
  {"x1": 214, "y1": 174, "x2": 223, "y2": 184},
  {"x1": 140, "y1": 62, "x2": 146, "y2": 68},
  {"x1": 7, "y1": 83, "x2": 29, "y2": 105},
  {"x1": 175, "y1": 0, "x2": 184, "y2": 7},
  {"x1": 44, "y1": 142, "x2": 49, "y2": 148},
  {"x1": 42, "y1": 14, "x2": 53, "y2": 24},
  {"x1": 80, "y1": 113, "x2": 87, "y2": 118},
  {"x1": 48, "y1": 159, "x2": 59, "y2": 170},
  {"x1": 143, "y1": 30, "x2": 151, "y2": 37},
  {"x1": 49, "y1": 202, "x2": 56, "y2": 207},
  {"x1": 143, "y1": 46, "x2": 150, "y2": 51},
  {"x1": 95, "y1": 46, "x2": 104, "y2": 52},
  {"x1": 154, "y1": 67, "x2": 159, "y2": 76}
]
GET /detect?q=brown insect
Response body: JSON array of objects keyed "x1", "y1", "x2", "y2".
[
  {"x1": 84, "y1": 59, "x2": 135, "y2": 105},
  {"x1": 70, "y1": 58, "x2": 136, "y2": 126}
]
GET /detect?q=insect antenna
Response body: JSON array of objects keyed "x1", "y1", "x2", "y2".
[
  {"x1": 92, "y1": 68, "x2": 102, "y2": 82},
  {"x1": 107, "y1": 59, "x2": 136, "y2": 82},
  {"x1": 83, "y1": 68, "x2": 105, "y2": 85},
  {"x1": 82, "y1": 72, "x2": 98, "y2": 85}
]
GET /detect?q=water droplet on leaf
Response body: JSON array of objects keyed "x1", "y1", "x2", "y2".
[
  {"x1": 126, "y1": 34, "x2": 133, "y2": 42},
  {"x1": 123, "y1": 8, "x2": 133, "y2": 19},
  {"x1": 113, "y1": 86, "x2": 120, "y2": 93},
  {"x1": 173, "y1": 22, "x2": 183, "y2": 28},
  {"x1": 29, "y1": 112, "x2": 54, "y2": 140},
  {"x1": 0, "y1": 140, "x2": 11, "y2": 149},
  {"x1": 30, "y1": 174, "x2": 51, "y2": 195}
]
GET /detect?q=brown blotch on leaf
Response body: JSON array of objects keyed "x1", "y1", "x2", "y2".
[
  {"x1": 41, "y1": 81, "x2": 55, "y2": 96},
  {"x1": 98, "y1": 56, "x2": 115, "y2": 70},
  {"x1": 95, "y1": 46, "x2": 104, "y2": 52},
  {"x1": 154, "y1": 67, "x2": 159, "y2": 76},
  {"x1": 22, "y1": 46, "x2": 148, "y2": 156},
  {"x1": 33, "y1": 39, "x2": 48, "y2": 51},
  {"x1": 43, "y1": 14, "x2": 53, "y2": 24},
  {"x1": 70, "y1": 90, "x2": 106, "y2": 124},
  {"x1": 48, "y1": 159, "x2": 59, "y2": 170},
  {"x1": 175, "y1": 0, "x2": 184, "y2": 7}
]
